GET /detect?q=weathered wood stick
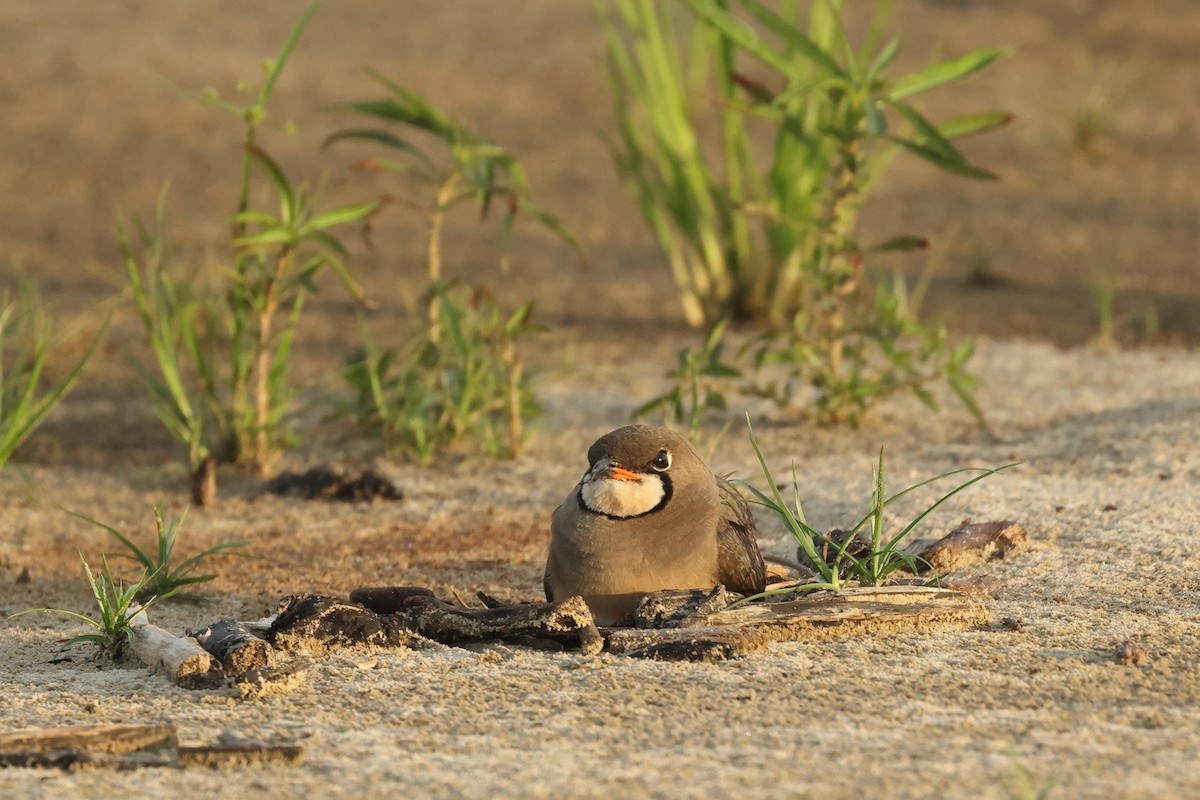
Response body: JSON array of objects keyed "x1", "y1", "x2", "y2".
[
  {"x1": 0, "y1": 724, "x2": 304, "y2": 770},
  {"x1": 127, "y1": 607, "x2": 223, "y2": 689},
  {"x1": 475, "y1": 591, "x2": 505, "y2": 609},
  {"x1": 708, "y1": 584, "x2": 977, "y2": 612},
  {"x1": 243, "y1": 615, "x2": 277, "y2": 635},
  {"x1": 632, "y1": 587, "x2": 737, "y2": 630},
  {"x1": 0, "y1": 745, "x2": 305, "y2": 771},
  {"x1": 0, "y1": 751, "x2": 156, "y2": 770},
  {"x1": 267, "y1": 594, "x2": 422, "y2": 655},
  {"x1": 916, "y1": 520, "x2": 1028, "y2": 572},
  {"x1": 192, "y1": 620, "x2": 273, "y2": 675},
  {"x1": 0, "y1": 723, "x2": 178, "y2": 756},
  {"x1": 403, "y1": 594, "x2": 602, "y2": 654},
  {"x1": 176, "y1": 743, "x2": 304, "y2": 768},
  {"x1": 349, "y1": 586, "x2": 437, "y2": 615},
  {"x1": 608, "y1": 585, "x2": 989, "y2": 659}
]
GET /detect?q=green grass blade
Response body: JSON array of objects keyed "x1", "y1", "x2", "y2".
[
  {"x1": 866, "y1": 37, "x2": 901, "y2": 85},
  {"x1": 888, "y1": 100, "x2": 967, "y2": 163},
  {"x1": 888, "y1": 136, "x2": 998, "y2": 180},
  {"x1": 725, "y1": 581, "x2": 841, "y2": 608},
  {"x1": 870, "y1": 448, "x2": 886, "y2": 581},
  {"x1": 683, "y1": 0, "x2": 794, "y2": 77},
  {"x1": 435, "y1": 286, "x2": 471, "y2": 360},
  {"x1": 257, "y1": 0, "x2": 323, "y2": 107},
  {"x1": 845, "y1": 464, "x2": 999, "y2": 536},
  {"x1": 517, "y1": 198, "x2": 588, "y2": 264},
  {"x1": 321, "y1": 128, "x2": 434, "y2": 162},
  {"x1": 245, "y1": 145, "x2": 295, "y2": 221},
  {"x1": 891, "y1": 463, "x2": 1019, "y2": 546},
  {"x1": 788, "y1": 461, "x2": 809, "y2": 527},
  {"x1": 301, "y1": 200, "x2": 380, "y2": 234},
  {"x1": 8, "y1": 607, "x2": 99, "y2": 628},
  {"x1": 174, "y1": 540, "x2": 251, "y2": 575},
  {"x1": 887, "y1": 48, "x2": 1007, "y2": 101},
  {"x1": 62, "y1": 633, "x2": 110, "y2": 648},
  {"x1": 65, "y1": 510, "x2": 155, "y2": 573},
  {"x1": 0, "y1": 306, "x2": 107, "y2": 468},
  {"x1": 938, "y1": 111, "x2": 1014, "y2": 139},
  {"x1": 736, "y1": 0, "x2": 845, "y2": 78},
  {"x1": 232, "y1": 228, "x2": 295, "y2": 251},
  {"x1": 741, "y1": 417, "x2": 836, "y2": 582}
]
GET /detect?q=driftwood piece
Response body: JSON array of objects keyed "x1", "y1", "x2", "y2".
[
  {"x1": 0, "y1": 723, "x2": 304, "y2": 770},
  {"x1": 176, "y1": 743, "x2": 305, "y2": 768},
  {"x1": 350, "y1": 586, "x2": 437, "y2": 615},
  {"x1": 127, "y1": 607, "x2": 224, "y2": 689},
  {"x1": 263, "y1": 585, "x2": 983, "y2": 662},
  {"x1": 916, "y1": 520, "x2": 1028, "y2": 573},
  {"x1": 632, "y1": 587, "x2": 738, "y2": 629},
  {"x1": 475, "y1": 591, "x2": 506, "y2": 609},
  {"x1": 192, "y1": 620, "x2": 273, "y2": 675},
  {"x1": 404, "y1": 595, "x2": 603, "y2": 656},
  {"x1": 0, "y1": 723, "x2": 178, "y2": 756},
  {"x1": 0, "y1": 751, "x2": 144, "y2": 770},
  {"x1": 267, "y1": 594, "x2": 424, "y2": 655},
  {"x1": 607, "y1": 586, "x2": 989, "y2": 660}
]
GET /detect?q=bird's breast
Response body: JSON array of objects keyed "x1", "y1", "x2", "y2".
[{"x1": 549, "y1": 490, "x2": 720, "y2": 598}]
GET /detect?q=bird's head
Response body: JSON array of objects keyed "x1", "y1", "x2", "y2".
[{"x1": 579, "y1": 425, "x2": 706, "y2": 519}]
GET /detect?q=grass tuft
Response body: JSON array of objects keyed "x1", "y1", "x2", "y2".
[
  {"x1": 72, "y1": 505, "x2": 250, "y2": 603},
  {"x1": 9, "y1": 553, "x2": 156, "y2": 662},
  {"x1": 343, "y1": 282, "x2": 541, "y2": 461},
  {"x1": 603, "y1": 0, "x2": 1005, "y2": 426},
  {"x1": 734, "y1": 416, "x2": 1016, "y2": 601},
  {"x1": 0, "y1": 286, "x2": 105, "y2": 470},
  {"x1": 124, "y1": 2, "x2": 378, "y2": 493}
]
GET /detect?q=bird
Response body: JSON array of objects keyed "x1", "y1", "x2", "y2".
[{"x1": 544, "y1": 424, "x2": 766, "y2": 626}]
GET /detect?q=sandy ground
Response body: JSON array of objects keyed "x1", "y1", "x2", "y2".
[
  {"x1": 3, "y1": 338, "x2": 1200, "y2": 799},
  {"x1": 2, "y1": 1, "x2": 1200, "y2": 798}
]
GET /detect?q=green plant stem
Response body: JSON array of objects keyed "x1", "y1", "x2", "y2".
[
  {"x1": 505, "y1": 340, "x2": 522, "y2": 457},
  {"x1": 428, "y1": 180, "x2": 456, "y2": 285},
  {"x1": 427, "y1": 177, "x2": 460, "y2": 335},
  {"x1": 821, "y1": 141, "x2": 865, "y2": 379},
  {"x1": 252, "y1": 247, "x2": 291, "y2": 473}
]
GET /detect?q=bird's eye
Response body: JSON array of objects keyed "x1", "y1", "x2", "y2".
[{"x1": 652, "y1": 449, "x2": 672, "y2": 472}]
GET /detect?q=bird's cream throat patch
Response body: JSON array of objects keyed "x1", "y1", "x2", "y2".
[{"x1": 581, "y1": 472, "x2": 666, "y2": 518}]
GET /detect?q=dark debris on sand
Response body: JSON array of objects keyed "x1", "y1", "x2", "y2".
[{"x1": 265, "y1": 467, "x2": 402, "y2": 503}]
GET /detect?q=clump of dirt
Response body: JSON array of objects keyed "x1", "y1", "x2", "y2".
[{"x1": 264, "y1": 467, "x2": 402, "y2": 503}]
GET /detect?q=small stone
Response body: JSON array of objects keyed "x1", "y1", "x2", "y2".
[
  {"x1": 917, "y1": 520, "x2": 1028, "y2": 573},
  {"x1": 1115, "y1": 640, "x2": 1147, "y2": 666}
]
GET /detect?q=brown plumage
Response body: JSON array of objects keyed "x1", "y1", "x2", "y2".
[{"x1": 544, "y1": 425, "x2": 766, "y2": 626}]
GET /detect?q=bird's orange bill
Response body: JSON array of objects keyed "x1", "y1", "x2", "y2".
[{"x1": 609, "y1": 466, "x2": 642, "y2": 481}]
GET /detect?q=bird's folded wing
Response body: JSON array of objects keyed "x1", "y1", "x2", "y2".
[{"x1": 715, "y1": 477, "x2": 767, "y2": 596}]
